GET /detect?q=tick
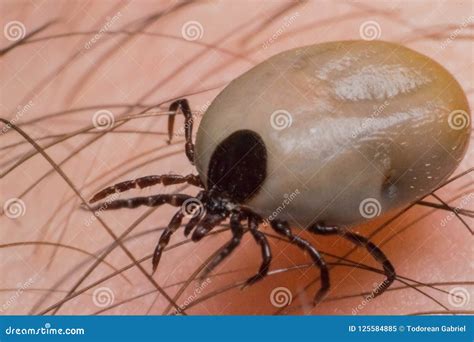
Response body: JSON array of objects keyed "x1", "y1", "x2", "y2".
[{"x1": 88, "y1": 40, "x2": 471, "y2": 304}]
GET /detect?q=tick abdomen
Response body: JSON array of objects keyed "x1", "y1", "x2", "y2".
[{"x1": 195, "y1": 40, "x2": 471, "y2": 228}]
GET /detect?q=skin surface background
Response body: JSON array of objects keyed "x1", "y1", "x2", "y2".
[{"x1": 0, "y1": 0, "x2": 473, "y2": 315}]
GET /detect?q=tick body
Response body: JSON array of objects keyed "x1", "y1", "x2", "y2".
[
  {"x1": 89, "y1": 40, "x2": 471, "y2": 304},
  {"x1": 196, "y1": 40, "x2": 470, "y2": 227}
]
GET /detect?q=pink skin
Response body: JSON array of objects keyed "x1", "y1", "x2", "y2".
[{"x1": 0, "y1": 0, "x2": 472, "y2": 315}]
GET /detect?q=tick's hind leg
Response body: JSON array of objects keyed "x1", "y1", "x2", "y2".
[
  {"x1": 167, "y1": 99, "x2": 195, "y2": 164},
  {"x1": 89, "y1": 174, "x2": 203, "y2": 203},
  {"x1": 87, "y1": 193, "x2": 191, "y2": 211},
  {"x1": 270, "y1": 220, "x2": 330, "y2": 304},
  {"x1": 309, "y1": 223, "x2": 396, "y2": 296},
  {"x1": 243, "y1": 216, "x2": 272, "y2": 287}
]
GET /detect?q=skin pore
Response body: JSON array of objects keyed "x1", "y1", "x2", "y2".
[{"x1": 0, "y1": 0, "x2": 473, "y2": 315}]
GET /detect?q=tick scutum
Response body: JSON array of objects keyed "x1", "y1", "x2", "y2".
[{"x1": 207, "y1": 129, "x2": 267, "y2": 203}]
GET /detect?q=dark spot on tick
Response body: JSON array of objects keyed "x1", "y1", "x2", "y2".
[{"x1": 207, "y1": 129, "x2": 267, "y2": 203}]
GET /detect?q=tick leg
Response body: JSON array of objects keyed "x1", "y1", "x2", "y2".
[
  {"x1": 191, "y1": 212, "x2": 227, "y2": 242},
  {"x1": 270, "y1": 220, "x2": 330, "y2": 304},
  {"x1": 152, "y1": 210, "x2": 185, "y2": 273},
  {"x1": 184, "y1": 214, "x2": 202, "y2": 237},
  {"x1": 168, "y1": 99, "x2": 195, "y2": 164},
  {"x1": 199, "y1": 213, "x2": 244, "y2": 280},
  {"x1": 309, "y1": 223, "x2": 396, "y2": 296},
  {"x1": 244, "y1": 216, "x2": 272, "y2": 287},
  {"x1": 89, "y1": 174, "x2": 203, "y2": 203},
  {"x1": 87, "y1": 193, "x2": 191, "y2": 211}
]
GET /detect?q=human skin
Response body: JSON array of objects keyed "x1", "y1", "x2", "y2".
[{"x1": 0, "y1": 0, "x2": 472, "y2": 315}]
